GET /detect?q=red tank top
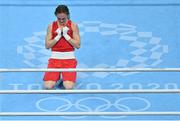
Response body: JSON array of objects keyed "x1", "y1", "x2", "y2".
[{"x1": 51, "y1": 20, "x2": 74, "y2": 52}]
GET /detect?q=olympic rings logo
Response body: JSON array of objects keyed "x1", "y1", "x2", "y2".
[{"x1": 36, "y1": 96, "x2": 151, "y2": 119}]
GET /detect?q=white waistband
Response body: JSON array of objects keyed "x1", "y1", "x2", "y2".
[{"x1": 50, "y1": 51, "x2": 75, "y2": 59}]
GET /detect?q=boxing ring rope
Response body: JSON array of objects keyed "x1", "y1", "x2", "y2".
[
  {"x1": 1, "y1": 68, "x2": 180, "y2": 72},
  {"x1": 0, "y1": 89, "x2": 180, "y2": 94},
  {"x1": 1, "y1": 68, "x2": 180, "y2": 116},
  {"x1": 1, "y1": 112, "x2": 180, "y2": 116}
]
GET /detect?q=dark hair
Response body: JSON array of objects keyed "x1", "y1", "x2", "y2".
[{"x1": 54, "y1": 5, "x2": 70, "y2": 19}]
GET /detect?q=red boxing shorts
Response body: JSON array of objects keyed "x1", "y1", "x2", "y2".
[{"x1": 43, "y1": 58, "x2": 77, "y2": 82}]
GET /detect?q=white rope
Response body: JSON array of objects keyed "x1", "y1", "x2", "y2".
[
  {"x1": 0, "y1": 89, "x2": 180, "y2": 94},
  {"x1": 0, "y1": 112, "x2": 180, "y2": 116},
  {"x1": 0, "y1": 68, "x2": 180, "y2": 72}
]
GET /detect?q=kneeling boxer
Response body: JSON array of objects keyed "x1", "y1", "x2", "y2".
[{"x1": 43, "y1": 5, "x2": 81, "y2": 90}]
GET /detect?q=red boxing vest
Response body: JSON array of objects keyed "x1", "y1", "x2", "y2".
[{"x1": 51, "y1": 20, "x2": 74, "y2": 52}]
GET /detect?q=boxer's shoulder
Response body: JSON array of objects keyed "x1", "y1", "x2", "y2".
[
  {"x1": 47, "y1": 23, "x2": 53, "y2": 31},
  {"x1": 48, "y1": 21, "x2": 58, "y2": 30},
  {"x1": 71, "y1": 21, "x2": 78, "y2": 30}
]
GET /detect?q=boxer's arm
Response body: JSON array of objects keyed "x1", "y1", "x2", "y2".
[
  {"x1": 45, "y1": 24, "x2": 59, "y2": 49},
  {"x1": 65, "y1": 23, "x2": 81, "y2": 49}
]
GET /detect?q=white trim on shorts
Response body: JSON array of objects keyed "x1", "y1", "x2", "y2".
[{"x1": 50, "y1": 51, "x2": 75, "y2": 59}]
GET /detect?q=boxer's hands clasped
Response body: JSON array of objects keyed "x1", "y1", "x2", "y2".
[{"x1": 54, "y1": 26, "x2": 71, "y2": 42}]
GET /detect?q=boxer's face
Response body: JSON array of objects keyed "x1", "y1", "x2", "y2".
[{"x1": 56, "y1": 13, "x2": 68, "y2": 25}]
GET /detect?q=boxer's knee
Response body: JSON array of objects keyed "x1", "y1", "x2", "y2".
[
  {"x1": 44, "y1": 81, "x2": 56, "y2": 89},
  {"x1": 63, "y1": 81, "x2": 75, "y2": 90}
]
